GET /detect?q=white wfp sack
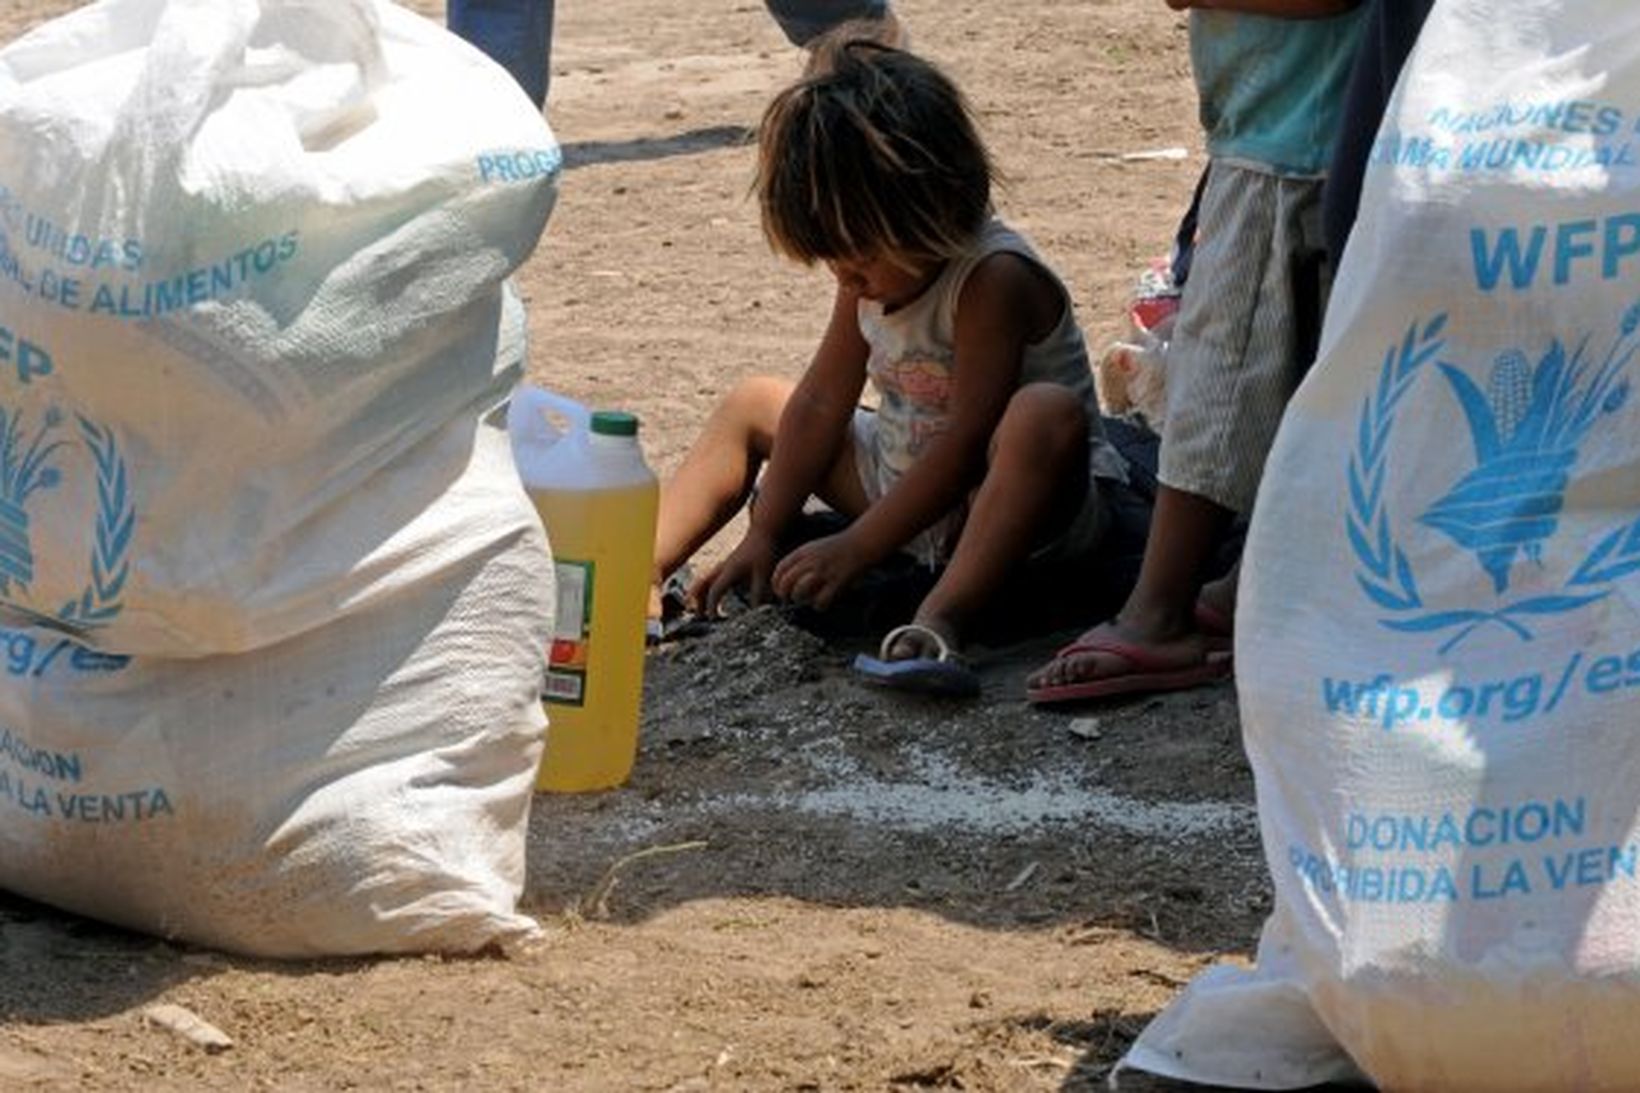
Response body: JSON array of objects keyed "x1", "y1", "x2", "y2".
[
  {"x1": 0, "y1": 0, "x2": 561, "y2": 956},
  {"x1": 1123, "y1": 3, "x2": 1640, "y2": 1088},
  {"x1": 0, "y1": 0, "x2": 561, "y2": 653}
]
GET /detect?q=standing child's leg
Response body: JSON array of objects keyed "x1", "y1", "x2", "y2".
[
  {"x1": 1109, "y1": 487, "x2": 1231, "y2": 644},
  {"x1": 1028, "y1": 163, "x2": 1323, "y2": 702},
  {"x1": 883, "y1": 383, "x2": 1092, "y2": 662},
  {"x1": 1025, "y1": 486, "x2": 1232, "y2": 696}
]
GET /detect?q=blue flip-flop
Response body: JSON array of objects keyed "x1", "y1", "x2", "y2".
[{"x1": 852, "y1": 623, "x2": 981, "y2": 698}]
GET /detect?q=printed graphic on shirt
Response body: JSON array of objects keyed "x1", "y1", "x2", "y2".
[{"x1": 871, "y1": 350, "x2": 953, "y2": 478}]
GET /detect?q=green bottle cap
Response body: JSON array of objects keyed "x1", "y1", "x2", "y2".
[{"x1": 590, "y1": 410, "x2": 639, "y2": 437}]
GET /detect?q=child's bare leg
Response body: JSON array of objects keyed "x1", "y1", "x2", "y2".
[
  {"x1": 887, "y1": 384, "x2": 1088, "y2": 660},
  {"x1": 1027, "y1": 486, "x2": 1231, "y2": 688},
  {"x1": 1117, "y1": 487, "x2": 1232, "y2": 637},
  {"x1": 653, "y1": 376, "x2": 793, "y2": 583}
]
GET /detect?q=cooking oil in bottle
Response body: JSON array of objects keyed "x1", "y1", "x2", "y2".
[{"x1": 508, "y1": 388, "x2": 658, "y2": 792}]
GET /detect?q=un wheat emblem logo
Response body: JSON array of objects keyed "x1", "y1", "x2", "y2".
[
  {"x1": 0, "y1": 403, "x2": 132, "y2": 632},
  {"x1": 0, "y1": 404, "x2": 66, "y2": 595},
  {"x1": 1349, "y1": 307, "x2": 1640, "y2": 654}
]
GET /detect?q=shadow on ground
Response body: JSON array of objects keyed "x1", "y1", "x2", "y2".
[
  {"x1": 561, "y1": 124, "x2": 755, "y2": 169},
  {"x1": 0, "y1": 896, "x2": 203, "y2": 1025},
  {"x1": 0, "y1": 894, "x2": 391, "y2": 1026}
]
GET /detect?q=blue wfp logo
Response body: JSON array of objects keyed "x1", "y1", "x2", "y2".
[
  {"x1": 0, "y1": 404, "x2": 65, "y2": 596},
  {"x1": 1349, "y1": 308, "x2": 1640, "y2": 654},
  {"x1": 0, "y1": 401, "x2": 131, "y2": 632}
]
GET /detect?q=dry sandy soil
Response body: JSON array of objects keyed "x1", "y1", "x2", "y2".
[{"x1": 1, "y1": 2, "x2": 1284, "y2": 1090}]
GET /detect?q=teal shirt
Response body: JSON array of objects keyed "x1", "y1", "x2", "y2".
[{"x1": 1190, "y1": 8, "x2": 1367, "y2": 177}]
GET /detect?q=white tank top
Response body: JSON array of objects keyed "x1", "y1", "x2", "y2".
[{"x1": 856, "y1": 218, "x2": 1127, "y2": 500}]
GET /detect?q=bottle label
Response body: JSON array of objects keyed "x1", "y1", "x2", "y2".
[{"x1": 544, "y1": 559, "x2": 593, "y2": 706}]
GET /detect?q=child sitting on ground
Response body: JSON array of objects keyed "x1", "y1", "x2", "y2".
[{"x1": 652, "y1": 32, "x2": 1127, "y2": 695}]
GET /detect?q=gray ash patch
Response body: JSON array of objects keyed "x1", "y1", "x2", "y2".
[{"x1": 526, "y1": 607, "x2": 1265, "y2": 950}]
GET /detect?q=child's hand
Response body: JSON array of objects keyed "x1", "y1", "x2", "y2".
[
  {"x1": 771, "y1": 531, "x2": 868, "y2": 611},
  {"x1": 692, "y1": 530, "x2": 779, "y2": 616}
]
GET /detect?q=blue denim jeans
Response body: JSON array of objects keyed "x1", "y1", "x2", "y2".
[
  {"x1": 763, "y1": 0, "x2": 889, "y2": 45},
  {"x1": 447, "y1": 0, "x2": 888, "y2": 109},
  {"x1": 446, "y1": 0, "x2": 555, "y2": 108}
]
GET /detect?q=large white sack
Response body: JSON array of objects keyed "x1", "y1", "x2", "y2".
[
  {"x1": 0, "y1": 0, "x2": 560, "y2": 956},
  {"x1": 0, "y1": 0, "x2": 559, "y2": 655},
  {"x1": 1124, "y1": 2, "x2": 1640, "y2": 1088},
  {"x1": 0, "y1": 422, "x2": 552, "y2": 958}
]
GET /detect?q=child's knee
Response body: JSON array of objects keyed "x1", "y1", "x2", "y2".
[
  {"x1": 716, "y1": 375, "x2": 791, "y2": 438},
  {"x1": 997, "y1": 383, "x2": 1087, "y2": 461},
  {"x1": 722, "y1": 374, "x2": 788, "y2": 410}
]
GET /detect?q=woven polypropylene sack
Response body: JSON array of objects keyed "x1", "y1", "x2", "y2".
[
  {"x1": 0, "y1": 0, "x2": 559, "y2": 956},
  {"x1": 1124, "y1": 3, "x2": 1640, "y2": 1088},
  {"x1": 0, "y1": 0, "x2": 559, "y2": 654}
]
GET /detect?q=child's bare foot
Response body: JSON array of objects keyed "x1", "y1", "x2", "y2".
[
  {"x1": 876, "y1": 8, "x2": 910, "y2": 50},
  {"x1": 1026, "y1": 615, "x2": 1231, "y2": 706},
  {"x1": 853, "y1": 617, "x2": 980, "y2": 697},
  {"x1": 882, "y1": 615, "x2": 960, "y2": 662}
]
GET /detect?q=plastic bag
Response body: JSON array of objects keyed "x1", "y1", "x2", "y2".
[{"x1": 1094, "y1": 257, "x2": 1179, "y2": 430}]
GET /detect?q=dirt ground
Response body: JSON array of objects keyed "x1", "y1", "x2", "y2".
[{"x1": 1, "y1": 2, "x2": 1275, "y2": 1090}]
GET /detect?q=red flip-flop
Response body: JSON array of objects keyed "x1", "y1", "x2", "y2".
[
  {"x1": 1193, "y1": 599, "x2": 1234, "y2": 653},
  {"x1": 1026, "y1": 630, "x2": 1232, "y2": 707},
  {"x1": 1193, "y1": 598, "x2": 1233, "y2": 640}
]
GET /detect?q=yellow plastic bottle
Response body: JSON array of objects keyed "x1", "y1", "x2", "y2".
[{"x1": 508, "y1": 387, "x2": 658, "y2": 792}]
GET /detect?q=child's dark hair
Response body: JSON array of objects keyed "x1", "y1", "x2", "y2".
[{"x1": 755, "y1": 35, "x2": 994, "y2": 270}]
